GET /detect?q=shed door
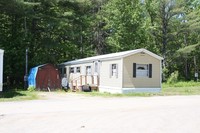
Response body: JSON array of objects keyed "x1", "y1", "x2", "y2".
[{"x1": 36, "y1": 67, "x2": 61, "y2": 90}]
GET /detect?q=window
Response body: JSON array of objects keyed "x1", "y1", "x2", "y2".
[
  {"x1": 112, "y1": 64, "x2": 117, "y2": 76},
  {"x1": 86, "y1": 66, "x2": 92, "y2": 75},
  {"x1": 76, "y1": 67, "x2": 81, "y2": 73},
  {"x1": 136, "y1": 64, "x2": 148, "y2": 77},
  {"x1": 61, "y1": 67, "x2": 67, "y2": 77},
  {"x1": 70, "y1": 67, "x2": 74, "y2": 73},
  {"x1": 110, "y1": 64, "x2": 118, "y2": 78},
  {"x1": 133, "y1": 63, "x2": 152, "y2": 78},
  {"x1": 64, "y1": 67, "x2": 66, "y2": 74}
]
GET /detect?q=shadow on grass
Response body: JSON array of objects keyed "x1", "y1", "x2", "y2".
[{"x1": 0, "y1": 90, "x2": 25, "y2": 98}]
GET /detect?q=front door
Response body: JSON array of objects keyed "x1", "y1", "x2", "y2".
[{"x1": 93, "y1": 61, "x2": 100, "y2": 86}]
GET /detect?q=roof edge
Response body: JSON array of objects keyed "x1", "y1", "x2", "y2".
[
  {"x1": 61, "y1": 48, "x2": 163, "y2": 66},
  {"x1": 122, "y1": 48, "x2": 163, "y2": 60}
]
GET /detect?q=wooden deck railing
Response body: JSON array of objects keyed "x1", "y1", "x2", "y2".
[{"x1": 70, "y1": 75, "x2": 99, "y2": 91}]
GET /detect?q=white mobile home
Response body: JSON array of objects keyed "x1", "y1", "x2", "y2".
[
  {"x1": 0, "y1": 49, "x2": 4, "y2": 91},
  {"x1": 60, "y1": 48, "x2": 163, "y2": 93}
]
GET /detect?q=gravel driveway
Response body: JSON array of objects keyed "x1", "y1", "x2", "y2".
[{"x1": 0, "y1": 93, "x2": 200, "y2": 133}]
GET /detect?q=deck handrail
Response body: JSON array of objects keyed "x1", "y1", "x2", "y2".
[{"x1": 70, "y1": 75, "x2": 99, "y2": 89}]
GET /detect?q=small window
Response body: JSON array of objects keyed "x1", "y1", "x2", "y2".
[
  {"x1": 76, "y1": 67, "x2": 81, "y2": 73},
  {"x1": 70, "y1": 67, "x2": 74, "y2": 73},
  {"x1": 110, "y1": 64, "x2": 118, "y2": 78},
  {"x1": 112, "y1": 64, "x2": 117, "y2": 76},
  {"x1": 86, "y1": 66, "x2": 92, "y2": 75}
]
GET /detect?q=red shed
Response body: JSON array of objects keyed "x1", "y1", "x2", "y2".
[{"x1": 28, "y1": 64, "x2": 61, "y2": 91}]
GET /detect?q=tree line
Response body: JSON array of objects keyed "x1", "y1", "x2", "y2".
[{"x1": 0, "y1": 0, "x2": 199, "y2": 88}]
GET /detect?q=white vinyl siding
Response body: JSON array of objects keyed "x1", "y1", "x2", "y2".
[
  {"x1": 100, "y1": 59, "x2": 122, "y2": 88},
  {"x1": 69, "y1": 63, "x2": 97, "y2": 86},
  {"x1": 94, "y1": 61, "x2": 100, "y2": 75}
]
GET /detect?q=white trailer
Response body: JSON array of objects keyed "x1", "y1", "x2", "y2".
[{"x1": 0, "y1": 49, "x2": 4, "y2": 91}]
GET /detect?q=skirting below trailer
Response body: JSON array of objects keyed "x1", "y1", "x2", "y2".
[
  {"x1": 99, "y1": 86, "x2": 122, "y2": 94},
  {"x1": 122, "y1": 88, "x2": 161, "y2": 93},
  {"x1": 99, "y1": 86, "x2": 161, "y2": 94}
]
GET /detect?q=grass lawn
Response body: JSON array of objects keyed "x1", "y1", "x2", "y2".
[
  {"x1": 162, "y1": 81, "x2": 200, "y2": 95},
  {"x1": 0, "y1": 81, "x2": 200, "y2": 101},
  {"x1": 78, "y1": 81, "x2": 200, "y2": 97},
  {"x1": 0, "y1": 90, "x2": 39, "y2": 102}
]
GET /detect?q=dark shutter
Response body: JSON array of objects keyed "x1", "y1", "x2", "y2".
[
  {"x1": 64, "y1": 68, "x2": 66, "y2": 74},
  {"x1": 149, "y1": 64, "x2": 152, "y2": 78},
  {"x1": 133, "y1": 63, "x2": 136, "y2": 78}
]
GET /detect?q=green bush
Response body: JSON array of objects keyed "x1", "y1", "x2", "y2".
[
  {"x1": 167, "y1": 71, "x2": 179, "y2": 84},
  {"x1": 173, "y1": 81, "x2": 200, "y2": 87},
  {"x1": 27, "y1": 86, "x2": 35, "y2": 92},
  {"x1": 162, "y1": 67, "x2": 169, "y2": 81}
]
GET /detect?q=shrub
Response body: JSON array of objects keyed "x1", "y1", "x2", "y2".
[
  {"x1": 28, "y1": 86, "x2": 35, "y2": 92},
  {"x1": 167, "y1": 71, "x2": 179, "y2": 84},
  {"x1": 162, "y1": 67, "x2": 169, "y2": 81}
]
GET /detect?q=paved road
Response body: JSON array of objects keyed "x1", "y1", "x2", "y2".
[{"x1": 0, "y1": 93, "x2": 200, "y2": 133}]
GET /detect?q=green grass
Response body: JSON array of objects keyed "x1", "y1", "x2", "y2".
[
  {"x1": 0, "y1": 90, "x2": 39, "y2": 102},
  {"x1": 77, "y1": 91, "x2": 155, "y2": 97},
  {"x1": 163, "y1": 81, "x2": 200, "y2": 87},
  {"x1": 0, "y1": 81, "x2": 200, "y2": 101},
  {"x1": 162, "y1": 81, "x2": 200, "y2": 95},
  {"x1": 77, "y1": 81, "x2": 200, "y2": 97}
]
